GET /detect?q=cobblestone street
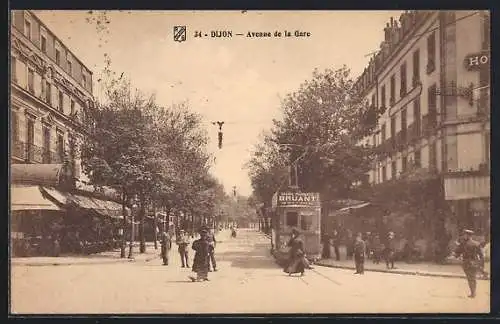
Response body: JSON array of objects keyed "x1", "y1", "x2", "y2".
[{"x1": 10, "y1": 229, "x2": 489, "y2": 314}]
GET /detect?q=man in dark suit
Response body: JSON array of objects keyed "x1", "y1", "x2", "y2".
[
  {"x1": 354, "y1": 233, "x2": 366, "y2": 274},
  {"x1": 455, "y1": 229, "x2": 484, "y2": 298},
  {"x1": 160, "y1": 231, "x2": 172, "y2": 266}
]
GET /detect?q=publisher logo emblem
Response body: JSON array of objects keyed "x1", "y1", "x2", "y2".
[{"x1": 173, "y1": 26, "x2": 187, "y2": 42}]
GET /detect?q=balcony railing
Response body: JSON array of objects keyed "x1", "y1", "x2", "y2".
[{"x1": 11, "y1": 140, "x2": 63, "y2": 164}]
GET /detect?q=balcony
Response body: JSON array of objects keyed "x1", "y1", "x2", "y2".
[{"x1": 11, "y1": 140, "x2": 62, "y2": 164}]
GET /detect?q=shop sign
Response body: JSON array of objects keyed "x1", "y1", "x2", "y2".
[
  {"x1": 276, "y1": 192, "x2": 320, "y2": 207},
  {"x1": 464, "y1": 52, "x2": 490, "y2": 70}
]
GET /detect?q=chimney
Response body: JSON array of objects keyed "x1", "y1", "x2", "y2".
[{"x1": 384, "y1": 22, "x2": 391, "y2": 42}]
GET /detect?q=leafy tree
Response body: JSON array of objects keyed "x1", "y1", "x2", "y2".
[{"x1": 248, "y1": 66, "x2": 382, "y2": 206}]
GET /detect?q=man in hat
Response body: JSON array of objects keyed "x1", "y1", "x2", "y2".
[
  {"x1": 385, "y1": 231, "x2": 396, "y2": 269},
  {"x1": 455, "y1": 229, "x2": 484, "y2": 298},
  {"x1": 160, "y1": 231, "x2": 172, "y2": 266},
  {"x1": 206, "y1": 227, "x2": 218, "y2": 272},
  {"x1": 353, "y1": 232, "x2": 366, "y2": 274},
  {"x1": 176, "y1": 229, "x2": 190, "y2": 268}
]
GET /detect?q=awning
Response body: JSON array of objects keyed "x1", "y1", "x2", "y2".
[
  {"x1": 11, "y1": 164, "x2": 71, "y2": 187},
  {"x1": 10, "y1": 185, "x2": 62, "y2": 211},
  {"x1": 40, "y1": 187, "x2": 128, "y2": 219},
  {"x1": 338, "y1": 202, "x2": 371, "y2": 212}
]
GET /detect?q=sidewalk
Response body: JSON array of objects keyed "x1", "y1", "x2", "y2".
[
  {"x1": 12, "y1": 230, "x2": 234, "y2": 267},
  {"x1": 315, "y1": 258, "x2": 490, "y2": 280},
  {"x1": 11, "y1": 242, "x2": 161, "y2": 267}
]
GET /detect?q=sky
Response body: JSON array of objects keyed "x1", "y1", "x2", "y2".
[{"x1": 34, "y1": 10, "x2": 402, "y2": 196}]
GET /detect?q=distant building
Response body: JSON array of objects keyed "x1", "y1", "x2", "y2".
[
  {"x1": 354, "y1": 11, "x2": 490, "y2": 240},
  {"x1": 10, "y1": 10, "x2": 94, "y2": 181}
]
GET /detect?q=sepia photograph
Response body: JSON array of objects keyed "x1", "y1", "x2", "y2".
[{"x1": 9, "y1": 10, "x2": 490, "y2": 314}]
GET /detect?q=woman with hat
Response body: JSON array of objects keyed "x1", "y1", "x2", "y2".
[
  {"x1": 189, "y1": 228, "x2": 211, "y2": 282},
  {"x1": 283, "y1": 228, "x2": 308, "y2": 276}
]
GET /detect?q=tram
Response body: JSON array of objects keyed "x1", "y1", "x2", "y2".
[{"x1": 271, "y1": 191, "x2": 321, "y2": 261}]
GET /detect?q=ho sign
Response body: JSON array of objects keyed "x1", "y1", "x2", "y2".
[{"x1": 464, "y1": 52, "x2": 490, "y2": 70}]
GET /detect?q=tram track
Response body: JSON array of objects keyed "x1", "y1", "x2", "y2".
[{"x1": 292, "y1": 267, "x2": 342, "y2": 286}]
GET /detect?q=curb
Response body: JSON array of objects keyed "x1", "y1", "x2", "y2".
[
  {"x1": 12, "y1": 254, "x2": 160, "y2": 267},
  {"x1": 270, "y1": 252, "x2": 488, "y2": 281},
  {"x1": 314, "y1": 261, "x2": 490, "y2": 280}
]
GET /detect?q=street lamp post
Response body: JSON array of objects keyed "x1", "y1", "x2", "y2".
[{"x1": 128, "y1": 196, "x2": 138, "y2": 259}]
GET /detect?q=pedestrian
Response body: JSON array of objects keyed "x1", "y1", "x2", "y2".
[
  {"x1": 160, "y1": 231, "x2": 172, "y2": 266},
  {"x1": 455, "y1": 229, "x2": 484, "y2": 298},
  {"x1": 321, "y1": 232, "x2": 331, "y2": 259},
  {"x1": 176, "y1": 229, "x2": 190, "y2": 268},
  {"x1": 189, "y1": 228, "x2": 211, "y2": 282},
  {"x1": 207, "y1": 227, "x2": 218, "y2": 272},
  {"x1": 372, "y1": 233, "x2": 383, "y2": 264},
  {"x1": 283, "y1": 228, "x2": 308, "y2": 277},
  {"x1": 346, "y1": 230, "x2": 354, "y2": 260},
  {"x1": 231, "y1": 227, "x2": 237, "y2": 238},
  {"x1": 385, "y1": 231, "x2": 396, "y2": 269},
  {"x1": 332, "y1": 229, "x2": 340, "y2": 261},
  {"x1": 354, "y1": 232, "x2": 366, "y2": 274}
]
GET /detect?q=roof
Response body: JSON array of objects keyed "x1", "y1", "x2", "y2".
[{"x1": 11, "y1": 185, "x2": 62, "y2": 211}]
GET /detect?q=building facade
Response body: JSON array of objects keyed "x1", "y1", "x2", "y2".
[
  {"x1": 354, "y1": 11, "x2": 490, "y2": 240},
  {"x1": 10, "y1": 10, "x2": 94, "y2": 181}
]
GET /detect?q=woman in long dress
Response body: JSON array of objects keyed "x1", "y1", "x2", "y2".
[
  {"x1": 189, "y1": 228, "x2": 210, "y2": 282},
  {"x1": 284, "y1": 228, "x2": 308, "y2": 276}
]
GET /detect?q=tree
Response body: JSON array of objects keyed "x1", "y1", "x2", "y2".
[{"x1": 247, "y1": 66, "x2": 382, "y2": 206}]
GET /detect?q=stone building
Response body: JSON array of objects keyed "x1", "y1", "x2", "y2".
[
  {"x1": 10, "y1": 10, "x2": 94, "y2": 180},
  {"x1": 353, "y1": 11, "x2": 490, "y2": 251}
]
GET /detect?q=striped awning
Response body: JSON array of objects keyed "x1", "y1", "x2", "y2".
[{"x1": 11, "y1": 185, "x2": 62, "y2": 211}]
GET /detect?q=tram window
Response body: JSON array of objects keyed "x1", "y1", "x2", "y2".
[
  {"x1": 286, "y1": 212, "x2": 298, "y2": 227},
  {"x1": 301, "y1": 215, "x2": 313, "y2": 231}
]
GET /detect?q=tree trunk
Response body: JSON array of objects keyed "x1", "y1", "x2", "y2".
[
  {"x1": 139, "y1": 193, "x2": 146, "y2": 253},
  {"x1": 128, "y1": 202, "x2": 135, "y2": 259},
  {"x1": 153, "y1": 200, "x2": 158, "y2": 250},
  {"x1": 120, "y1": 191, "x2": 127, "y2": 258}
]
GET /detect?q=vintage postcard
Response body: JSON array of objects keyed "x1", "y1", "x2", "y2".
[{"x1": 9, "y1": 10, "x2": 490, "y2": 314}]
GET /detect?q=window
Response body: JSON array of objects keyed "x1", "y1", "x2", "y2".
[
  {"x1": 414, "y1": 98, "x2": 421, "y2": 137},
  {"x1": 381, "y1": 123, "x2": 386, "y2": 142},
  {"x1": 390, "y1": 75, "x2": 396, "y2": 105},
  {"x1": 445, "y1": 130, "x2": 458, "y2": 171},
  {"x1": 401, "y1": 107, "x2": 407, "y2": 142},
  {"x1": 24, "y1": 17, "x2": 31, "y2": 39},
  {"x1": 41, "y1": 35, "x2": 47, "y2": 53},
  {"x1": 382, "y1": 166, "x2": 387, "y2": 182},
  {"x1": 70, "y1": 99, "x2": 75, "y2": 115},
  {"x1": 67, "y1": 59, "x2": 72, "y2": 75},
  {"x1": 372, "y1": 134, "x2": 377, "y2": 147},
  {"x1": 390, "y1": 116, "x2": 396, "y2": 146},
  {"x1": 43, "y1": 126, "x2": 51, "y2": 163},
  {"x1": 381, "y1": 85, "x2": 386, "y2": 108},
  {"x1": 371, "y1": 94, "x2": 376, "y2": 107},
  {"x1": 427, "y1": 31, "x2": 436, "y2": 74},
  {"x1": 82, "y1": 74, "x2": 87, "y2": 88},
  {"x1": 27, "y1": 68, "x2": 34, "y2": 93},
  {"x1": 412, "y1": 49, "x2": 420, "y2": 84},
  {"x1": 429, "y1": 142, "x2": 437, "y2": 170},
  {"x1": 414, "y1": 149, "x2": 421, "y2": 168},
  {"x1": 69, "y1": 136, "x2": 76, "y2": 175},
  {"x1": 400, "y1": 62, "x2": 407, "y2": 96},
  {"x1": 55, "y1": 49, "x2": 61, "y2": 65},
  {"x1": 12, "y1": 111, "x2": 19, "y2": 142},
  {"x1": 286, "y1": 212, "x2": 298, "y2": 227},
  {"x1": 11, "y1": 56, "x2": 17, "y2": 82},
  {"x1": 57, "y1": 133, "x2": 65, "y2": 162},
  {"x1": 402, "y1": 155, "x2": 408, "y2": 173},
  {"x1": 26, "y1": 118, "x2": 35, "y2": 161},
  {"x1": 391, "y1": 161, "x2": 397, "y2": 179},
  {"x1": 428, "y1": 84, "x2": 437, "y2": 127},
  {"x1": 45, "y1": 81, "x2": 51, "y2": 104},
  {"x1": 300, "y1": 215, "x2": 313, "y2": 231},
  {"x1": 58, "y1": 91, "x2": 64, "y2": 111}
]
